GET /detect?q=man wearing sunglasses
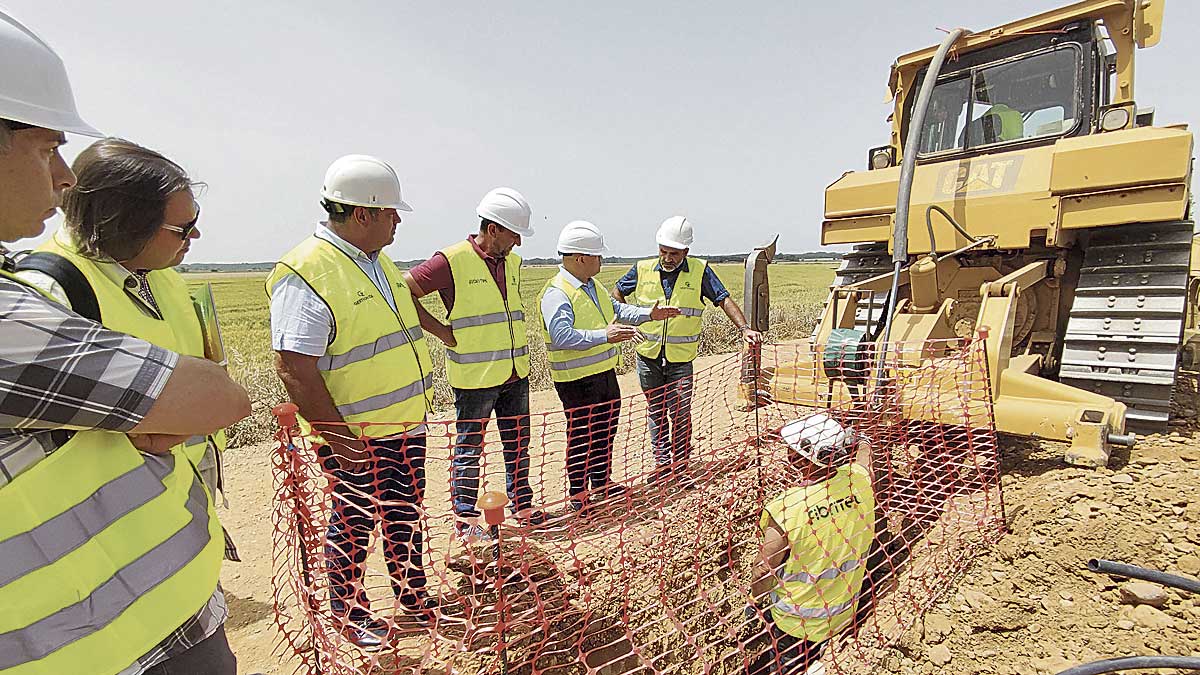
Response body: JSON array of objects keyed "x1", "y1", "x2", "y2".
[{"x1": 18, "y1": 136, "x2": 224, "y2": 472}]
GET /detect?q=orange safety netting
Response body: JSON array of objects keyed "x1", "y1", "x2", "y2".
[{"x1": 270, "y1": 338, "x2": 1004, "y2": 675}]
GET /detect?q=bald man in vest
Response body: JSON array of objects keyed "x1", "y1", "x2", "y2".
[{"x1": 406, "y1": 187, "x2": 547, "y2": 544}]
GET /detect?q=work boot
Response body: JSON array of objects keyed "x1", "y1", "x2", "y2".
[
  {"x1": 513, "y1": 507, "x2": 549, "y2": 527},
  {"x1": 596, "y1": 482, "x2": 629, "y2": 500},
  {"x1": 340, "y1": 617, "x2": 387, "y2": 651},
  {"x1": 455, "y1": 521, "x2": 497, "y2": 545}
]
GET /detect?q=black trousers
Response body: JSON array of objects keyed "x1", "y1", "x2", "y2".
[
  {"x1": 142, "y1": 626, "x2": 237, "y2": 675},
  {"x1": 320, "y1": 436, "x2": 426, "y2": 622},
  {"x1": 553, "y1": 369, "x2": 621, "y2": 496}
]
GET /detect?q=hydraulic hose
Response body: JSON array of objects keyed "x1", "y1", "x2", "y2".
[
  {"x1": 1054, "y1": 656, "x2": 1200, "y2": 675},
  {"x1": 876, "y1": 27, "x2": 967, "y2": 378},
  {"x1": 926, "y1": 204, "x2": 979, "y2": 252},
  {"x1": 1087, "y1": 559, "x2": 1200, "y2": 594}
]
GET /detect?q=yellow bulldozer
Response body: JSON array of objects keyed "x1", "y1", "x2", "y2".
[{"x1": 752, "y1": 0, "x2": 1195, "y2": 467}]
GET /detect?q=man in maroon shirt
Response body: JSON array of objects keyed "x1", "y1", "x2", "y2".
[{"x1": 405, "y1": 188, "x2": 545, "y2": 543}]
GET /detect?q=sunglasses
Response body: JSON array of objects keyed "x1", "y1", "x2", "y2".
[{"x1": 161, "y1": 205, "x2": 200, "y2": 238}]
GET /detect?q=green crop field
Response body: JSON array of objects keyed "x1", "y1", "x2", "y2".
[{"x1": 186, "y1": 262, "x2": 835, "y2": 446}]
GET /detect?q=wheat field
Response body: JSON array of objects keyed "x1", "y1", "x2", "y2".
[{"x1": 186, "y1": 262, "x2": 836, "y2": 446}]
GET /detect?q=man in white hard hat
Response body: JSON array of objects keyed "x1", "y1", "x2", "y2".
[
  {"x1": 745, "y1": 413, "x2": 875, "y2": 675},
  {"x1": 0, "y1": 9, "x2": 253, "y2": 675},
  {"x1": 406, "y1": 187, "x2": 547, "y2": 544},
  {"x1": 613, "y1": 216, "x2": 762, "y2": 486},
  {"x1": 539, "y1": 220, "x2": 680, "y2": 512},
  {"x1": 269, "y1": 154, "x2": 444, "y2": 650}
]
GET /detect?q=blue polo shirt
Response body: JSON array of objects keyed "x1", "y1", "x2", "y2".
[{"x1": 615, "y1": 257, "x2": 731, "y2": 305}]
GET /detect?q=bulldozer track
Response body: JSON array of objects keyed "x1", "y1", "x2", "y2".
[
  {"x1": 1060, "y1": 221, "x2": 1195, "y2": 432},
  {"x1": 832, "y1": 243, "x2": 892, "y2": 333}
]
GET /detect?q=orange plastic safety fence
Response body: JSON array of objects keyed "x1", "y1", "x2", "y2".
[{"x1": 271, "y1": 338, "x2": 1003, "y2": 675}]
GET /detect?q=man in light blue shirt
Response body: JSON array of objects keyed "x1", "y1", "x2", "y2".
[{"x1": 539, "y1": 220, "x2": 679, "y2": 512}]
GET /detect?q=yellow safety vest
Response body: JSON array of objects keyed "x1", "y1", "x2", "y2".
[
  {"x1": 760, "y1": 464, "x2": 875, "y2": 643},
  {"x1": 630, "y1": 257, "x2": 706, "y2": 362},
  {"x1": 0, "y1": 269, "x2": 224, "y2": 675},
  {"x1": 982, "y1": 103, "x2": 1023, "y2": 142},
  {"x1": 37, "y1": 232, "x2": 227, "y2": 467},
  {"x1": 267, "y1": 235, "x2": 433, "y2": 438},
  {"x1": 539, "y1": 272, "x2": 618, "y2": 383},
  {"x1": 441, "y1": 239, "x2": 529, "y2": 389}
]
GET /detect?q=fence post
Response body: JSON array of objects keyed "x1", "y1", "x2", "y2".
[{"x1": 271, "y1": 402, "x2": 323, "y2": 675}]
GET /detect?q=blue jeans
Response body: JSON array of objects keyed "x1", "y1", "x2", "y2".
[
  {"x1": 451, "y1": 378, "x2": 534, "y2": 516},
  {"x1": 321, "y1": 436, "x2": 426, "y2": 622},
  {"x1": 636, "y1": 355, "x2": 694, "y2": 467}
]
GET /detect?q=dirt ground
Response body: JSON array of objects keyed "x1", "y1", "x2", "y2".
[{"x1": 218, "y1": 362, "x2": 1200, "y2": 675}]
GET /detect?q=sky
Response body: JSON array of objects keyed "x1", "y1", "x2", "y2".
[{"x1": 9, "y1": 0, "x2": 1198, "y2": 263}]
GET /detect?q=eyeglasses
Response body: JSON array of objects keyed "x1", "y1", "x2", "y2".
[{"x1": 162, "y1": 205, "x2": 200, "y2": 238}]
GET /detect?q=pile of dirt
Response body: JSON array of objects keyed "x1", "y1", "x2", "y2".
[{"x1": 876, "y1": 429, "x2": 1200, "y2": 675}]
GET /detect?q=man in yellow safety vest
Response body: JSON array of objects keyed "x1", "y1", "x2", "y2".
[
  {"x1": 747, "y1": 413, "x2": 876, "y2": 675},
  {"x1": 539, "y1": 220, "x2": 679, "y2": 513},
  {"x1": 406, "y1": 187, "x2": 547, "y2": 544},
  {"x1": 0, "y1": 9, "x2": 251, "y2": 674},
  {"x1": 269, "y1": 154, "x2": 447, "y2": 650},
  {"x1": 613, "y1": 216, "x2": 761, "y2": 486}
]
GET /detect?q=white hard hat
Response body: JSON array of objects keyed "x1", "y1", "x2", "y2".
[
  {"x1": 780, "y1": 413, "x2": 855, "y2": 467},
  {"x1": 656, "y1": 216, "x2": 694, "y2": 250},
  {"x1": 557, "y1": 220, "x2": 608, "y2": 256},
  {"x1": 0, "y1": 9, "x2": 100, "y2": 136},
  {"x1": 321, "y1": 154, "x2": 412, "y2": 212},
  {"x1": 477, "y1": 187, "x2": 533, "y2": 237}
]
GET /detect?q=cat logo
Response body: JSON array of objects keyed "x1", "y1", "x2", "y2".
[{"x1": 935, "y1": 156, "x2": 1023, "y2": 197}]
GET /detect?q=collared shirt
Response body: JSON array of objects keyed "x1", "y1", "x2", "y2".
[
  {"x1": 269, "y1": 223, "x2": 398, "y2": 357},
  {"x1": 540, "y1": 266, "x2": 651, "y2": 350},
  {"x1": 614, "y1": 257, "x2": 731, "y2": 305},
  {"x1": 16, "y1": 229, "x2": 164, "y2": 318},
  {"x1": 407, "y1": 233, "x2": 509, "y2": 312},
  {"x1": 2, "y1": 245, "x2": 224, "y2": 674}
]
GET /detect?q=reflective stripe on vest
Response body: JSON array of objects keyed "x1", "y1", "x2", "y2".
[
  {"x1": 38, "y1": 231, "x2": 229, "y2": 468},
  {"x1": 317, "y1": 326, "x2": 426, "y2": 372},
  {"x1": 0, "y1": 455, "x2": 213, "y2": 669},
  {"x1": 0, "y1": 439, "x2": 222, "y2": 675},
  {"x1": 761, "y1": 464, "x2": 875, "y2": 643},
  {"x1": 267, "y1": 235, "x2": 433, "y2": 438},
  {"x1": 630, "y1": 257, "x2": 706, "y2": 362},
  {"x1": 441, "y1": 239, "x2": 529, "y2": 389},
  {"x1": 770, "y1": 594, "x2": 858, "y2": 620},
  {"x1": 539, "y1": 272, "x2": 618, "y2": 382},
  {"x1": 777, "y1": 558, "x2": 861, "y2": 585}
]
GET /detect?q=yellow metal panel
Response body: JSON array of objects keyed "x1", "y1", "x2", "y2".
[
  {"x1": 1050, "y1": 127, "x2": 1193, "y2": 194},
  {"x1": 821, "y1": 215, "x2": 892, "y2": 245},
  {"x1": 825, "y1": 168, "x2": 901, "y2": 218},
  {"x1": 1058, "y1": 183, "x2": 1189, "y2": 229}
]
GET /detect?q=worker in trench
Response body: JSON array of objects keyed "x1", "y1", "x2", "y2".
[
  {"x1": 746, "y1": 413, "x2": 877, "y2": 675},
  {"x1": 269, "y1": 155, "x2": 449, "y2": 650}
]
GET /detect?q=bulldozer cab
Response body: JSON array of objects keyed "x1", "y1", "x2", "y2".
[
  {"x1": 910, "y1": 24, "x2": 1096, "y2": 157},
  {"x1": 781, "y1": 1, "x2": 1194, "y2": 468}
]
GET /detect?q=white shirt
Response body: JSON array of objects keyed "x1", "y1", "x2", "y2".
[{"x1": 270, "y1": 224, "x2": 399, "y2": 357}]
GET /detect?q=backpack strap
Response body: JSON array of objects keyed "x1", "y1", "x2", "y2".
[{"x1": 14, "y1": 252, "x2": 102, "y2": 322}]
